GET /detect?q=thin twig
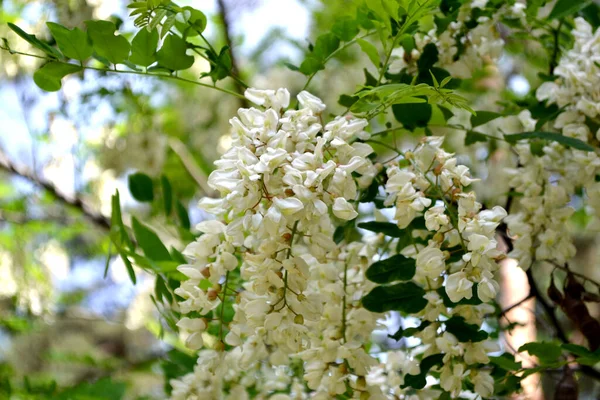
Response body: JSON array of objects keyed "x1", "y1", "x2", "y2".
[
  {"x1": 167, "y1": 138, "x2": 216, "y2": 197},
  {"x1": 499, "y1": 293, "x2": 535, "y2": 317},
  {"x1": 215, "y1": 0, "x2": 249, "y2": 107},
  {"x1": 0, "y1": 149, "x2": 110, "y2": 230},
  {"x1": 0, "y1": 46, "x2": 246, "y2": 100}
]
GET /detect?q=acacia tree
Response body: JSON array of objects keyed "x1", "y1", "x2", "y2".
[{"x1": 3, "y1": 0, "x2": 600, "y2": 398}]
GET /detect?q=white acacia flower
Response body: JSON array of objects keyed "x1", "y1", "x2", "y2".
[
  {"x1": 332, "y1": 197, "x2": 358, "y2": 220},
  {"x1": 472, "y1": 370, "x2": 494, "y2": 398},
  {"x1": 440, "y1": 363, "x2": 466, "y2": 395},
  {"x1": 298, "y1": 90, "x2": 326, "y2": 113},
  {"x1": 477, "y1": 270, "x2": 500, "y2": 302},
  {"x1": 273, "y1": 197, "x2": 304, "y2": 215},
  {"x1": 416, "y1": 246, "x2": 446, "y2": 278},
  {"x1": 244, "y1": 88, "x2": 290, "y2": 110},
  {"x1": 446, "y1": 271, "x2": 473, "y2": 303}
]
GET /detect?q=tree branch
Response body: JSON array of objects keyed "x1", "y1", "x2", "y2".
[
  {"x1": 216, "y1": 0, "x2": 249, "y2": 107},
  {"x1": 498, "y1": 222, "x2": 600, "y2": 381},
  {"x1": 500, "y1": 293, "x2": 535, "y2": 317},
  {"x1": 0, "y1": 150, "x2": 110, "y2": 230},
  {"x1": 167, "y1": 138, "x2": 216, "y2": 197}
]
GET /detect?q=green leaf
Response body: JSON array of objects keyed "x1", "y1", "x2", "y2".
[
  {"x1": 332, "y1": 17, "x2": 359, "y2": 41},
  {"x1": 504, "y1": 131, "x2": 594, "y2": 152},
  {"x1": 471, "y1": 111, "x2": 503, "y2": 127},
  {"x1": 118, "y1": 248, "x2": 137, "y2": 284},
  {"x1": 561, "y1": 343, "x2": 600, "y2": 365},
  {"x1": 54, "y1": 378, "x2": 126, "y2": 400},
  {"x1": 519, "y1": 342, "x2": 562, "y2": 364},
  {"x1": 148, "y1": 8, "x2": 168, "y2": 32},
  {"x1": 202, "y1": 46, "x2": 231, "y2": 81},
  {"x1": 436, "y1": 286, "x2": 482, "y2": 307},
  {"x1": 33, "y1": 62, "x2": 81, "y2": 92},
  {"x1": 180, "y1": 6, "x2": 207, "y2": 34},
  {"x1": 130, "y1": 27, "x2": 159, "y2": 67},
  {"x1": 128, "y1": 172, "x2": 154, "y2": 202},
  {"x1": 417, "y1": 43, "x2": 438, "y2": 73},
  {"x1": 161, "y1": 350, "x2": 198, "y2": 396},
  {"x1": 155, "y1": 275, "x2": 173, "y2": 303},
  {"x1": 338, "y1": 94, "x2": 359, "y2": 108},
  {"x1": 358, "y1": 221, "x2": 403, "y2": 237},
  {"x1": 299, "y1": 56, "x2": 324, "y2": 75},
  {"x1": 131, "y1": 217, "x2": 172, "y2": 262},
  {"x1": 313, "y1": 33, "x2": 340, "y2": 61},
  {"x1": 366, "y1": 254, "x2": 416, "y2": 283},
  {"x1": 562, "y1": 343, "x2": 594, "y2": 357},
  {"x1": 161, "y1": 175, "x2": 173, "y2": 215},
  {"x1": 490, "y1": 353, "x2": 522, "y2": 371},
  {"x1": 176, "y1": 200, "x2": 191, "y2": 230},
  {"x1": 8, "y1": 23, "x2": 62, "y2": 59},
  {"x1": 445, "y1": 316, "x2": 488, "y2": 342},
  {"x1": 548, "y1": 0, "x2": 593, "y2": 19},
  {"x1": 46, "y1": 22, "x2": 93, "y2": 61},
  {"x1": 392, "y1": 102, "x2": 432, "y2": 131},
  {"x1": 465, "y1": 130, "x2": 489, "y2": 146},
  {"x1": 85, "y1": 20, "x2": 130, "y2": 65},
  {"x1": 156, "y1": 34, "x2": 194, "y2": 71},
  {"x1": 389, "y1": 321, "x2": 431, "y2": 341},
  {"x1": 161, "y1": 13, "x2": 177, "y2": 39},
  {"x1": 401, "y1": 354, "x2": 444, "y2": 389},
  {"x1": 110, "y1": 190, "x2": 134, "y2": 250},
  {"x1": 357, "y1": 38, "x2": 379, "y2": 67},
  {"x1": 362, "y1": 282, "x2": 427, "y2": 313}
]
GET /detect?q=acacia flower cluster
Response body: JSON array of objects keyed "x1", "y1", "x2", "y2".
[
  {"x1": 507, "y1": 18, "x2": 600, "y2": 270},
  {"x1": 171, "y1": 88, "x2": 382, "y2": 398},
  {"x1": 379, "y1": 137, "x2": 505, "y2": 397},
  {"x1": 389, "y1": 0, "x2": 525, "y2": 78},
  {"x1": 170, "y1": 87, "x2": 508, "y2": 398}
]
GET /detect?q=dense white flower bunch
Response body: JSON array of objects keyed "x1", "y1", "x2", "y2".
[
  {"x1": 380, "y1": 137, "x2": 505, "y2": 397},
  {"x1": 537, "y1": 18, "x2": 600, "y2": 121},
  {"x1": 389, "y1": 1, "x2": 525, "y2": 78},
  {"x1": 171, "y1": 91, "x2": 507, "y2": 397},
  {"x1": 171, "y1": 88, "x2": 385, "y2": 399},
  {"x1": 507, "y1": 18, "x2": 600, "y2": 269}
]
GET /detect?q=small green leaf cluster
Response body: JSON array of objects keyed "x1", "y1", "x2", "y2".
[{"x1": 5, "y1": 1, "x2": 242, "y2": 93}]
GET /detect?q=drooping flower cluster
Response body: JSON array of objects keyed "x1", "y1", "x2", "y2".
[
  {"x1": 379, "y1": 136, "x2": 505, "y2": 397},
  {"x1": 169, "y1": 86, "x2": 511, "y2": 398},
  {"x1": 507, "y1": 18, "x2": 600, "y2": 269},
  {"x1": 389, "y1": 1, "x2": 525, "y2": 78},
  {"x1": 171, "y1": 88, "x2": 386, "y2": 399}
]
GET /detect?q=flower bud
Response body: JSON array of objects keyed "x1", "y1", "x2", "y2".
[
  {"x1": 356, "y1": 376, "x2": 367, "y2": 390},
  {"x1": 294, "y1": 314, "x2": 304, "y2": 324},
  {"x1": 207, "y1": 289, "x2": 219, "y2": 301}
]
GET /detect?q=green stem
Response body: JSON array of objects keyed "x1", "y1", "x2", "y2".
[
  {"x1": 341, "y1": 261, "x2": 348, "y2": 343},
  {"x1": 376, "y1": 0, "x2": 436, "y2": 86},
  {"x1": 301, "y1": 30, "x2": 377, "y2": 91},
  {"x1": 0, "y1": 46, "x2": 246, "y2": 100},
  {"x1": 218, "y1": 271, "x2": 230, "y2": 341},
  {"x1": 278, "y1": 220, "x2": 300, "y2": 312},
  {"x1": 365, "y1": 139, "x2": 404, "y2": 155}
]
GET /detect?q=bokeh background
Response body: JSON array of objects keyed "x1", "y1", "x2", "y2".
[
  {"x1": 1, "y1": 0, "x2": 599, "y2": 398},
  {"x1": 0, "y1": 1, "x2": 322, "y2": 397}
]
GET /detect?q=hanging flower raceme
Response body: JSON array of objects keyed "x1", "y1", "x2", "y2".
[
  {"x1": 367, "y1": 137, "x2": 505, "y2": 398},
  {"x1": 507, "y1": 17, "x2": 600, "y2": 271},
  {"x1": 171, "y1": 88, "x2": 384, "y2": 399}
]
